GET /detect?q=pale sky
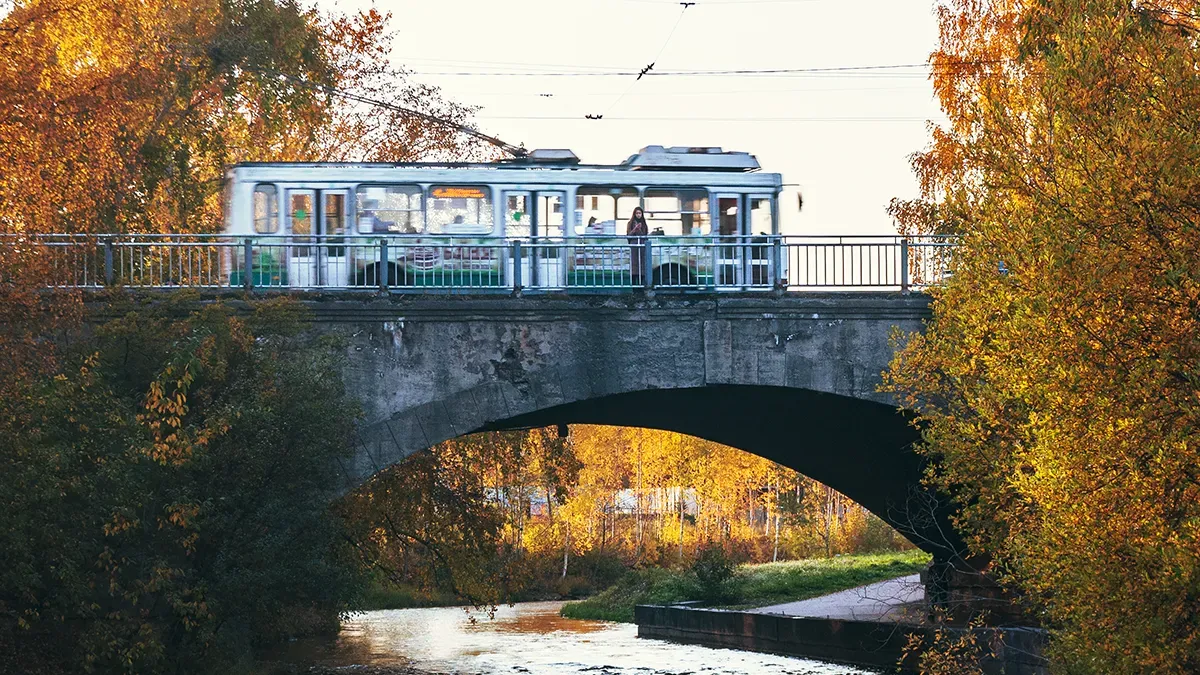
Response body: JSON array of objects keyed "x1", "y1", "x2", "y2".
[{"x1": 325, "y1": 0, "x2": 946, "y2": 235}]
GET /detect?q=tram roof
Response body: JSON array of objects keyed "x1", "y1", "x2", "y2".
[{"x1": 226, "y1": 162, "x2": 783, "y2": 189}]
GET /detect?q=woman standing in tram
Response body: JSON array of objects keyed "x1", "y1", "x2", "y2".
[{"x1": 627, "y1": 206, "x2": 649, "y2": 283}]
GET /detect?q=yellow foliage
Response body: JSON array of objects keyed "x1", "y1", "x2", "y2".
[{"x1": 888, "y1": 2, "x2": 1200, "y2": 672}]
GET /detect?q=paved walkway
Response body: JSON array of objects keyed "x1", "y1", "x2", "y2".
[{"x1": 752, "y1": 574, "x2": 925, "y2": 622}]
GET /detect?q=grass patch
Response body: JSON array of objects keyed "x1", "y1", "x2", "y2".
[{"x1": 560, "y1": 550, "x2": 930, "y2": 623}]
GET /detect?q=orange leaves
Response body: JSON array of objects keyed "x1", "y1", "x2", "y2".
[{"x1": 138, "y1": 361, "x2": 198, "y2": 465}]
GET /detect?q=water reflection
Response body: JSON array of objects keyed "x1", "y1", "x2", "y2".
[{"x1": 269, "y1": 601, "x2": 872, "y2": 675}]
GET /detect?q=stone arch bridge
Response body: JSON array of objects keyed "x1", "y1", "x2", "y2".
[{"x1": 308, "y1": 293, "x2": 961, "y2": 561}]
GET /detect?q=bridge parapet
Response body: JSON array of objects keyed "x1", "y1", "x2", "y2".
[{"x1": 25, "y1": 233, "x2": 956, "y2": 294}]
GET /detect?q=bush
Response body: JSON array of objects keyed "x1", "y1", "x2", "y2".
[
  {"x1": 691, "y1": 543, "x2": 737, "y2": 603},
  {"x1": 572, "y1": 550, "x2": 628, "y2": 590},
  {"x1": 554, "y1": 575, "x2": 595, "y2": 599}
]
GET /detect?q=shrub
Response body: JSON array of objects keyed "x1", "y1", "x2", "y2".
[{"x1": 691, "y1": 543, "x2": 737, "y2": 603}]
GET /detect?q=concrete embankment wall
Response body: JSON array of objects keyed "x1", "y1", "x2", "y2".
[{"x1": 634, "y1": 604, "x2": 1048, "y2": 674}]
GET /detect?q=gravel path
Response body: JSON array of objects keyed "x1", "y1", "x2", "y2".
[{"x1": 752, "y1": 574, "x2": 925, "y2": 622}]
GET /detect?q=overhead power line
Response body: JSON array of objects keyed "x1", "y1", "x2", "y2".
[
  {"x1": 598, "y1": 2, "x2": 693, "y2": 117},
  {"x1": 405, "y1": 61, "x2": 1005, "y2": 78},
  {"x1": 460, "y1": 84, "x2": 927, "y2": 96},
  {"x1": 479, "y1": 115, "x2": 930, "y2": 122}
]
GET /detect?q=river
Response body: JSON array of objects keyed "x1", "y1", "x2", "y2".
[{"x1": 264, "y1": 601, "x2": 873, "y2": 674}]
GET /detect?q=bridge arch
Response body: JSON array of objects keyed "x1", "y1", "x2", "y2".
[{"x1": 328, "y1": 294, "x2": 962, "y2": 559}]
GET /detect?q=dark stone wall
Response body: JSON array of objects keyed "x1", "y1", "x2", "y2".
[{"x1": 634, "y1": 604, "x2": 1049, "y2": 674}]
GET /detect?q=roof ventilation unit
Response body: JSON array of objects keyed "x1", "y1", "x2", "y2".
[
  {"x1": 526, "y1": 148, "x2": 581, "y2": 164},
  {"x1": 622, "y1": 145, "x2": 760, "y2": 171}
]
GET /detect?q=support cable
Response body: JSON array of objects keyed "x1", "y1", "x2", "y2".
[{"x1": 246, "y1": 66, "x2": 528, "y2": 158}]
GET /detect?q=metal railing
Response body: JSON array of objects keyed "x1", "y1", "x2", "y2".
[{"x1": 12, "y1": 233, "x2": 957, "y2": 293}]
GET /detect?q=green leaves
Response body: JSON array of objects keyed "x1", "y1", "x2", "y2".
[{"x1": 0, "y1": 298, "x2": 362, "y2": 674}]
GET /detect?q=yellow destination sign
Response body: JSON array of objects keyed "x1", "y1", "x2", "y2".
[{"x1": 431, "y1": 186, "x2": 487, "y2": 199}]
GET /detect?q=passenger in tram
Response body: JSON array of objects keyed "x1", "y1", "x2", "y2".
[{"x1": 627, "y1": 207, "x2": 649, "y2": 282}]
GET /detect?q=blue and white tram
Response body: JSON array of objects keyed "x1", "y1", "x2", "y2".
[{"x1": 222, "y1": 145, "x2": 783, "y2": 289}]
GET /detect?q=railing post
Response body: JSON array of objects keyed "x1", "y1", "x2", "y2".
[
  {"x1": 243, "y1": 238, "x2": 253, "y2": 291},
  {"x1": 103, "y1": 236, "x2": 114, "y2": 286},
  {"x1": 771, "y1": 236, "x2": 784, "y2": 291},
  {"x1": 710, "y1": 236, "x2": 720, "y2": 290},
  {"x1": 643, "y1": 237, "x2": 654, "y2": 291},
  {"x1": 379, "y1": 238, "x2": 389, "y2": 293},
  {"x1": 900, "y1": 236, "x2": 910, "y2": 294},
  {"x1": 511, "y1": 240, "x2": 523, "y2": 296}
]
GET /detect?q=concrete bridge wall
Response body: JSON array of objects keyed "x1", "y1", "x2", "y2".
[{"x1": 299, "y1": 293, "x2": 957, "y2": 558}]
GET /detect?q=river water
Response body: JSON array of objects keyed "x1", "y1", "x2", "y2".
[{"x1": 266, "y1": 601, "x2": 872, "y2": 675}]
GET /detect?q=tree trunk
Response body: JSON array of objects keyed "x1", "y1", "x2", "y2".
[
  {"x1": 635, "y1": 439, "x2": 643, "y2": 555},
  {"x1": 562, "y1": 526, "x2": 570, "y2": 578},
  {"x1": 772, "y1": 513, "x2": 780, "y2": 562},
  {"x1": 678, "y1": 487, "x2": 685, "y2": 561}
]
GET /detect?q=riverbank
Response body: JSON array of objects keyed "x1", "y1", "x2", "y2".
[
  {"x1": 561, "y1": 550, "x2": 930, "y2": 622},
  {"x1": 265, "y1": 662, "x2": 429, "y2": 667},
  {"x1": 258, "y1": 602, "x2": 869, "y2": 675}
]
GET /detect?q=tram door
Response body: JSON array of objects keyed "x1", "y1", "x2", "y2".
[
  {"x1": 504, "y1": 191, "x2": 533, "y2": 288},
  {"x1": 286, "y1": 189, "x2": 350, "y2": 287},
  {"x1": 287, "y1": 189, "x2": 318, "y2": 287},
  {"x1": 321, "y1": 190, "x2": 350, "y2": 286},
  {"x1": 504, "y1": 190, "x2": 564, "y2": 289},
  {"x1": 715, "y1": 194, "x2": 747, "y2": 288},
  {"x1": 746, "y1": 195, "x2": 776, "y2": 286}
]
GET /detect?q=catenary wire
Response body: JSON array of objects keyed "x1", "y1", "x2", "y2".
[
  {"x1": 600, "y1": 3, "x2": 692, "y2": 117},
  {"x1": 403, "y1": 61, "x2": 1005, "y2": 77}
]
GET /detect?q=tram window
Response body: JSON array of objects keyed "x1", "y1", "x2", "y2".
[
  {"x1": 575, "y1": 186, "x2": 638, "y2": 235},
  {"x1": 718, "y1": 197, "x2": 739, "y2": 235},
  {"x1": 325, "y1": 193, "x2": 346, "y2": 235},
  {"x1": 506, "y1": 193, "x2": 530, "y2": 238},
  {"x1": 252, "y1": 185, "x2": 278, "y2": 234},
  {"x1": 290, "y1": 193, "x2": 313, "y2": 239},
  {"x1": 356, "y1": 185, "x2": 422, "y2": 234},
  {"x1": 539, "y1": 192, "x2": 565, "y2": 238},
  {"x1": 428, "y1": 185, "x2": 493, "y2": 235},
  {"x1": 644, "y1": 188, "x2": 710, "y2": 236},
  {"x1": 750, "y1": 197, "x2": 774, "y2": 235}
]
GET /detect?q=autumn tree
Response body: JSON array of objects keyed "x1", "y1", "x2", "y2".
[
  {"x1": 888, "y1": 1, "x2": 1200, "y2": 672},
  {"x1": 0, "y1": 0, "x2": 496, "y2": 236},
  {"x1": 0, "y1": 298, "x2": 363, "y2": 674}
]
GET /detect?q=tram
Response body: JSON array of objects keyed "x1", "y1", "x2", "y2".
[{"x1": 222, "y1": 145, "x2": 783, "y2": 289}]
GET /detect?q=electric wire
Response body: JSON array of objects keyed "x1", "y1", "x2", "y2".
[
  {"x1": 599, "y1": 3, "x2": 693, "y2": 118},
  {"x1": 478, "y1": 115, "x2": 930, "y2": 122},
  {"x1": 403, "y1": 61, "x2": 1005, "y2": 78}
]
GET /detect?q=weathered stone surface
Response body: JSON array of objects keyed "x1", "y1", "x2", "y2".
[{"x1": 92, "y1": 291, "x2": 961, "y2": 557}]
